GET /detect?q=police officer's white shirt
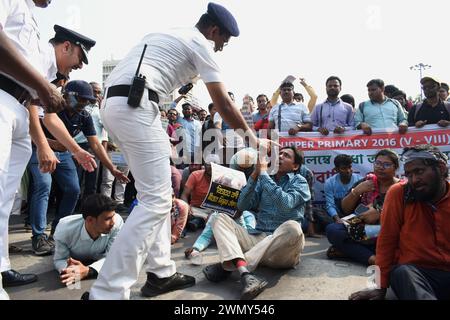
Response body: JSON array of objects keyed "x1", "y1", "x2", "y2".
[
  {"x1": 41, "y1": 42, "x2": 58, "y2": 83},
  {"x1": 0, "y1": 0, "x2": 45, "y2": 98},
  {"x1": 105, "y1": 27, "x2": 222, "y2": 98},
  {"x1": 53, "y1": 213, "x2": 124, "y2": 274}
]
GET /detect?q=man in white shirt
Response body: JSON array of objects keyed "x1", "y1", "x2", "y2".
[
  {"x1": 89, "y1": 2, "x2": 268, "y2": 300},
  {"x1": 54, "y1": 194, "x2": 123, "y2": 286},
  {"x1": 0, "y1": 0, "x2": 66, "y2": 300},
  {"x1": 268, "y1": 82, "x2": 312, "y2": 134}
]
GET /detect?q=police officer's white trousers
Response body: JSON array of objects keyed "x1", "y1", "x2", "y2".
[
  {"x1": 0, "y1": 91, "x2": 32, "y2": 299},
  {"x1": 91, "y1": 94, "x2": 176, "y2": 300}
]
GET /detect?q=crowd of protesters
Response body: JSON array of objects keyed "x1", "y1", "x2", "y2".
[{"x1": 2, "y1": 72, "x2": 448, "y2": 301}]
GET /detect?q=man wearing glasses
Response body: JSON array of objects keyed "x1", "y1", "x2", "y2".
[
  {"x1": 268, "y1": 81, "x2": 312, "y2": 134},
  {"x1": 27, "y1": 80, "x2": 129, "y2": 256}
]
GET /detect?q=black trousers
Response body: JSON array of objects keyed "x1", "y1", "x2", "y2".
[{"x1": 390, "y1": 264, "x2": 450, "y2": 300}]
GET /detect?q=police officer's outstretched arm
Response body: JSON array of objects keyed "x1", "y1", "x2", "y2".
[
  {"x1": 206, "y1": 82, "x2": 274, "y2": 150},
  {"x1": 0, "y1": 30, "x2": 64, "y2": 113}
]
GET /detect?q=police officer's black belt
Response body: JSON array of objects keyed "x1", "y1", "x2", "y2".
[
  {"x1": 106, "y1": 85, "x2": 159, "y2": 104},
  {"x1": 0, "y1": 74, "x2": 31, "y2": 104}
]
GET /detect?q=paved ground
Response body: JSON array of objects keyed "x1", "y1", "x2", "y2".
[{"x1": 6, "y1": 213, "x2": 369, "y2": 300}]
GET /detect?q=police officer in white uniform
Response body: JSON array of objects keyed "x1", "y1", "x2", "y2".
[
  {"x1": 88, "y1": 3, "x2": 264, "y2": 300},
  {"x1": 0, "y1": 0, "x2": 64, "y2": 300}
]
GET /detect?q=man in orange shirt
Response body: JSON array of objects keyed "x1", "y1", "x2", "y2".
[
  {"x1": 350, "y1": 144, "x2": 450, "y2": 300},
  {"x1": 181, "y1": 154, "x2": 221, "y2": 230}
]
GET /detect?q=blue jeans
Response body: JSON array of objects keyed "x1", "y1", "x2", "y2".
[
  {"x1": 28, "y1": 148, "x2": 80, "y2": 236},
  {"x1": 326, "y1": 222, "x2": 376, "y2": 265}
]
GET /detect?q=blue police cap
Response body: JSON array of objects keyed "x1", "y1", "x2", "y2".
[
  {"x1": 207, "y1": 2, "x2": 240, "y2": 37},
  {"x1": 64, "y1": 80, "x2": 96, "y2": 102},
  {"x1": 53, "y1": 25, "x2": 96, "y2": 64}
]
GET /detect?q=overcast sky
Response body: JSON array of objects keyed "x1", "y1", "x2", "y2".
[{"x1": 35, "y1": 0, "x2": 450, "y2": 108}]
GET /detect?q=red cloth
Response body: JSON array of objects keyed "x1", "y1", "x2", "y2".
[{"x1": 254, "y1": 117, "x2": 269, "y2": 131}]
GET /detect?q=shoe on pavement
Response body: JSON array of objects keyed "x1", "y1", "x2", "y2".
[
  {"x1": 240, "y1": 272, "x2": 268, "y2": 300},
  {"x1": 202, "y1": 263, "x2": 232, "y2": 283},
  {"x1": 32, "y1": 235, "x2": 54, "y2": 256},
  {"x1": 81, "y1": 291, "x2": 90, "y2": 300},
  {"x1": 1, "y1": 269, "x2": 38, "y2": 288},
  {"x1": 141, "y1": 272, "x2": 195, "y2": 297}
]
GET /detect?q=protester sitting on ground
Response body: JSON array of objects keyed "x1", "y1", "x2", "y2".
[
  {"x1": 185, "y1": 149, "x2": 258, "y2": 262},
  {"x1": 408, "y1": 77, "x2": 450, "y2": 128},
  {"x1": 350, "y1": 145, "x2": 450, "y2": 300},
  {"x1": 180, "y1": 154, "x2": 221, "y2": 231},
  {"x1": 202, "y1": 146, "x2": 311, "y2": 300},
  {"x1": 184, "y1": 210, "x2": 256, "y2": 264},
  {"x1": 326, "y1": 149, "x2": 400, "y2": 266},
  {"x1": 180, "y1": 163, "x2": 203, "y2": 195},
  {"x1": 354, "y1": 79, "x2": 408, "y2": 136},
  {"x1": 324, "y1": 155, "x2": 363, "y2": 222},
  {"x1": 53, "y1": 194, "x2": 123, "y2": 286}
]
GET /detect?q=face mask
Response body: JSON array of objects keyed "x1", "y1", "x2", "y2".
[
  {"x1": 67, "y1": 94, "x2": 79, "y2": 109},
  {"x1": 66, "y1": 94, "x2": 89, "y2": 117}
]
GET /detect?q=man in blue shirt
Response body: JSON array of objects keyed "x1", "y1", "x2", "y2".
[
  {"x1": 324, "y1": 154, "x2": 363, "y2": 223},
  {"x1": 310, "y1": 76, "x2": 354, "y2": 135},
  {"x1": 202, "y1": 146, "x2": 311, "y2": 300},
  {"x1": 354, "y1": 79, "x2": 408, "y2": 135},
  {"x1": 54, "y1": 194, "x2": 123, "y2": 286}
]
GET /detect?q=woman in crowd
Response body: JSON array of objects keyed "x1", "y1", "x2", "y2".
[{"x1": 325, "y1": 149, "x2": 401, "y2": 265}]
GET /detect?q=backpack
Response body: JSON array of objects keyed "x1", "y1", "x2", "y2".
[{"x1": 412, "y1": 101, "x2": 450, "y2": 122}]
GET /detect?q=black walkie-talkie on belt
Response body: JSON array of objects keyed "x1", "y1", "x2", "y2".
[{"x1": 128, "y1": 44, "x2": 148, "y2": 108}]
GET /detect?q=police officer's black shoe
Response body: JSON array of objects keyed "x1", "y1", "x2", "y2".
[
  {"x1": 1, "y1": 269, "x2": 38, "y2": 287},
  {"x1": 81, "y1": 291, "x2": 90, "y2": 300},
  {"x1": 240, "y1": 272, "x2": 268, "y2": 300},
  {"x1": 141, "y1": 272, "x2": 195, "y2": 297}
]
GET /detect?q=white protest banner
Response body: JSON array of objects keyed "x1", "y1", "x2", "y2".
[
  {"x1": 279, "y1": 125, "x2": 450, "y2": 207},
  {"x1": 201, "y1": 163, "x2": 247, "y2": 217}
]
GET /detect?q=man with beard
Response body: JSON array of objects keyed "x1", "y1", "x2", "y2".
[
  {"x1": 350, "y1": 144, "x2": 450, "y2": 300},
  {"x1": 408, "y1": 77, "x2": 450, "y2": 128},
  {"x1": 310, "y1": 76, "x2": 354, "y2": 136}
]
